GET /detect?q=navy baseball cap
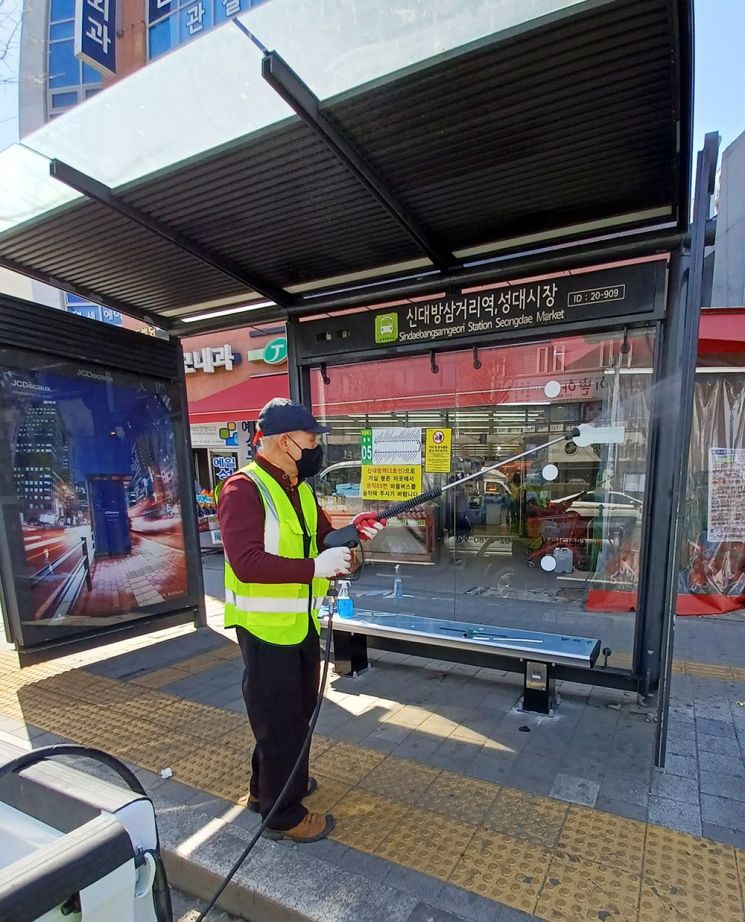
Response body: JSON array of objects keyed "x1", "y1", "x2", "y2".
[{"x1": 257, "y1": 398, "x2": 331, "y2": 436}]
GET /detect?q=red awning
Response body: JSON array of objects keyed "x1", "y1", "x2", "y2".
[
  {"x1": 698, "y1": 308, "x2": 745, "y2": 355},
  {"x1": 188, "y1": 373, "x2": 289, "y2": 423}
]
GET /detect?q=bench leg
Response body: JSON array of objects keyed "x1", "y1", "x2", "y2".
[
  {"x1": 333, "y1": 630, "x2": 369, "y2": 677},
  {"x1": 522, "y1": 661, "x2": 556, "y2": 715}
]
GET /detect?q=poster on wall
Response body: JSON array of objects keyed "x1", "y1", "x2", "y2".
[
  {"x1": 707, "y1": 448, "x2": 745, "y2": 542},
  {"x1": 0, "y1": 353, "x2": 190, "y2": 647}
]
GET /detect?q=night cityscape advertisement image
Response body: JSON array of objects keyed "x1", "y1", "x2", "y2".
[{"x1": 0, "y1": 357, "x2": 189, "y2": 642}]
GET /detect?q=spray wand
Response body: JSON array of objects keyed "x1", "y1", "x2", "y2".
[{"x1": 324, "y1": 427, "x2": 581, "y2": 550}]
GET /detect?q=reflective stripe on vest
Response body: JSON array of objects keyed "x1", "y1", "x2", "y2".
[{"x1": 218, "y1": 462, "x2": 329, "y2": 645}]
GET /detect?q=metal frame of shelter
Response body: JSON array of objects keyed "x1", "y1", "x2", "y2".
[{"x1": 0, "y1": 0, "x2": 718, "y2": 763}]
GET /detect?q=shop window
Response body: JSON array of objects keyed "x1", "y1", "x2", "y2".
[
  {"x1": 51, "y1": 91, "x2": 78, "y2": 110},
  {"x1": 49, "y1": 41, "x2": 79, "y2": 89},
  {"x1": 49, "y1": 21, "x2": 75, "y2": 40}
]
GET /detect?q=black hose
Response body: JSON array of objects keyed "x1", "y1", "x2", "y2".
[
  {"x1": 378, "y1": 486, "x2": 444, "y2": 520},
  {"x1": 0, "y1": 744, "x2": 173, "y2": 922},
  {"x1": 196, "y1": 606, "x2": 336, "y2": 921}
]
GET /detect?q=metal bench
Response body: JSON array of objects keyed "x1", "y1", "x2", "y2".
[{"x1": 321, "y1": 611, "x2": 600, "y2": 714}]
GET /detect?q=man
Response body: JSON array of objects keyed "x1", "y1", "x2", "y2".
[{"x1": 216, "y1": 398, "x2": 383, "y2": 843}]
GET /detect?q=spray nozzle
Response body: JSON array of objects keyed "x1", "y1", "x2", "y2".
[
  {"x1": 572, "y1": 423, "x2": 626, "y2": 447},
  {"x1": 565, "y1": 427, "x2": 581, "y2": 440}
]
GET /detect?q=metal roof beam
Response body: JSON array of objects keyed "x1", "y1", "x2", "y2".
[
  {"x1": 0, "y1": 253, "x2": 169, "y2": 331},
  {"x1": 49, "y1": 159, "x2": 293, "y2": 309},
  {"x1": 261, "y1": 50, "x2": 459, "y2": 275}
]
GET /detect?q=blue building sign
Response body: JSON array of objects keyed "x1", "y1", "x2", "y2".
[
  {"x1": 65, "y1": 294, "x2": 123, "y2": 326},
  {"x1": 74, "y1": 0, "x2": 117, "y2": 77},
  {"x1": 148, "y1": 0, "x2": 265, "y2": 60}
]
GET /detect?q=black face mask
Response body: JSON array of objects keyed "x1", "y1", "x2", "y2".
[{"x1": 288, "y1": 438, "x2": 324, "y2": 478}]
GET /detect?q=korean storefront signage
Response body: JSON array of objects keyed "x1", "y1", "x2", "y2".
[
  {"x1": 247, "y1": 336, "x2": 288, "y2": 366},
  {"x1": 361, "y1": 465, "x2": 422, "y2": 502},
  {"x1": 184, "y1": 345, "x2": 235, "y2": 374},
  {"x1": 65, "y1": 295, "x2": 122, "y2": 326},
  {"x1": 425, "y1": 428, "x2": 452, "y2": 473},
  {"x1": 707, "y1": 448, "x2": 745, "y2": 542},
  {"x1": 75, "y1": 0, "x2": 117, "y2": 76},
  {"x1": 211, "y1": 453, "x2": 238, "y2": 482},
  {"x1": 190, "y1": 422, "x2": 239, "y2": 448}
]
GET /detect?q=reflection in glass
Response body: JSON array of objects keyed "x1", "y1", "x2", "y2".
[{"x1": 312, "y1": 327, "x2": 656, "y2": 657}]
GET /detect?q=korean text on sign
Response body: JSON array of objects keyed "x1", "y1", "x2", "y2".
[
  {"x1": 184, "y1": 346, "x2": 234, "y2": 374},
  {"x1": 361, "y1": 466, "x2": 423, "y2": 502},
  {"x1": 75, "y1": 0, "x2": 117, "y2": 76}
]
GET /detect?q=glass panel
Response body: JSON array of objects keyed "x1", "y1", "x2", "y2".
[
  {"x1": 82, "y1": 63, "x2": 103, "y2": 85},
  {"x1": 11, "y1": 0, "x2": 589, "y2": 197},
  {"x1": 0, "y1": 0, "x2": 595, "y2": 242},
  {"x1": 679, "y1": 373, "x2": 745, "y2": 613},
  {"x1": 50, "y1": 21, "x2": 75, "y2": 40},
  {"x1": 312, "y1": 326, "x2": 656, "y2": 659},
  {"x1": 51, "y1": 0, "x2": 75, "y2": 21},
  {"x1": 0, "y1": 146, "x2": 79, "y2": 236},
  {"x1": 49, "y1": 40, "x2": 79, "y2": 89},
  {"x1": 149, "y1": 16, "x2": 179, "y2": 59},
  {"x1": 51, "y1": 91, "x2": 79, "y2": 109},
  {"x1": 85, "y1": 88, "x2": 101, "y2": 99}
]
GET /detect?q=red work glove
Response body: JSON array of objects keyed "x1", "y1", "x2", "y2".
[{"x1": 352, "y1": 511, "x2": 387, "y2": 541}]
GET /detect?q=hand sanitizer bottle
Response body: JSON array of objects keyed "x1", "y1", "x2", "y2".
[{"x1": 337, "y1": 580, "x2": 355, "y2": 619}]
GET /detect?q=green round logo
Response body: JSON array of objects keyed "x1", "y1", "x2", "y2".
[{"x1": 262, "y1": 337, "x2": 287, "y2": 365}]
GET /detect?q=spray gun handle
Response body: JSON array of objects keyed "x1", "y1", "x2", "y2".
[{"x1": 324, "y1": 524, "x2": 361, "y2": 549}]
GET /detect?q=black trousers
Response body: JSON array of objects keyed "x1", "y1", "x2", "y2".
[{"x1": 236, "y1": 619, "x2": 320, "y2": 830}]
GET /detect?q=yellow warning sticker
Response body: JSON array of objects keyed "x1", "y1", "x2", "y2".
[{"x1": 425, "y1": 428, "x2": 452, "y2": 473}]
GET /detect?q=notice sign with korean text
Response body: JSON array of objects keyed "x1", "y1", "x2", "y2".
[
  {"x1": 370, "y1": 427, "x2": 422, "y2": 465},
  {"x1": 708, "y1": 448, "x2": 745, "y2": 542},
  {"x1": 75, "y1": 0, "x2": 116, "y2": 76},
  {"x1": 361, "y1": 465, "x2": 422, "y2": 502},
  {"x1": 425, "y1": 428, "x2": 452, "y2": 473},
  {"x1": 360, "y1": 429, "x2": 373, "y2": 465}
]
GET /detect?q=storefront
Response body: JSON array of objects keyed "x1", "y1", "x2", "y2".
[
  {"x1": 183, "y1": 326, "x2": 290, "y2": 545},
  {"x1": 679, "y1": 309, "x2": 745, "y2": 614}
]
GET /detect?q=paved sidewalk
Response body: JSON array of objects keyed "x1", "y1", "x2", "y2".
[{"x1": 1, "y1": 572, "x2": 744, "y2": 920}]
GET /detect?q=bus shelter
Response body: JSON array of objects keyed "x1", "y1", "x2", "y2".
[{"x1": 0, "y1": 0, "x2": 716, "y2": 762}]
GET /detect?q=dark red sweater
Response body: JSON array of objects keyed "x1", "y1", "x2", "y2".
[{"x1": 217, "y1": 454, "x2": 334, "y2": 585}]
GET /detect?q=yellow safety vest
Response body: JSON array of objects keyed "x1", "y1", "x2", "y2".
[{"x1": 215, "y1": 462, "x2": 329, "y2": 644}]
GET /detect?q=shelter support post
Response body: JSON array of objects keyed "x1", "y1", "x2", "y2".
[{"x1": 633, "y1": 133, "x2": 720, "y2": 767}]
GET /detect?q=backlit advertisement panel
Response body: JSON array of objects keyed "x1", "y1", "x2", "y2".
[{"x1": 0, "y1": 349, "x2": 190, "y2": 647}]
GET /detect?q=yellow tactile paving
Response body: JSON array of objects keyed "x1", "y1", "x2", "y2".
[
  {"x1": 450, "y1": 829, "x2": 552, "y2": 914},
  {"x1": 484, "y1": 787, "x2": 569, "y2": 848},
  {"x1": 409, "y1": 770, "x2": 501, "y2": 825},
  {"x1": 641, "y1": 826, "x2": 744, "y2": 921},
  {"x1": 130, "y1": 666, "x2": 194, "y2": 689},
  {"x1": 358, "y1": 755, "x2": 441, "y2": 801},
  {"x1": 559, "y1": 805, "x2": 646, "y2": 874},
  {"x1": 536, "y1": 855, "x2": 641, "y2": 922},
  {"x1": 311, "y1": 740, "x2": 387, "y2": 784},
  {"x1": 304, "y1": 774, "x2": 352, "y2": 814},
  {"x1": 1, "y1": 661, "x2": 745, "y2": 921},
  {"x1": 377, "y1": 807, "x2": 477, "y2": 880},
  {"x1": 330, "y1": 789, "x2": 409, "y2": 852}
]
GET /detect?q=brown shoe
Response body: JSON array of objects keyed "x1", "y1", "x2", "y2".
[
  {"x1": 248, "y1": 777, "x2": 318, "y2": 814},
  {"x1": 263, "y1": 812, "x2": 335, "y2": 843}
]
